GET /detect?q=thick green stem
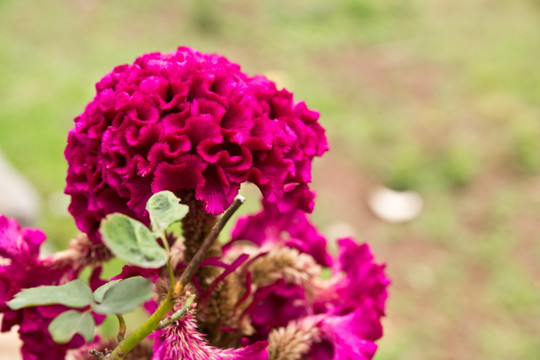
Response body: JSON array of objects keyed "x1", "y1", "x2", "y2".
[
  {"x1": 108, "y1": 253, "x2": 177, "y2": 359},
  {"x1": 158, "y1": 294, "x2": 195, "y2": 329},
  {"x1": 107, "y1": 296, "x2": 175, "y2": 360}
]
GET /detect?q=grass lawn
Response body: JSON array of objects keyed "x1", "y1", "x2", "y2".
[{"x1": 0, "y1": 0, "x2": 539, "y2": 358}]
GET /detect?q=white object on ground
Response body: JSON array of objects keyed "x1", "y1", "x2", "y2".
[{"x1": 368, "y1": 186, "x2": 423, "y2": 223}]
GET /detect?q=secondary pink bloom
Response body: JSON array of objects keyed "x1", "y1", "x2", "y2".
[
  {"x1": 248, "y1": 281, "x2": 308, "y2": 341},
  {"x1": 306, "y1": 308, "x2": 379, "y2": 360},
  {"x1": 0, "y1": 216, "x2": 84, "y2": 360},
  {"x1": 328, "y1": 238, "x2": 389, "y2": 317},
  {"x1": 65, "y1": 47, "x2": 327, "y2": 241},
  {"x1": 226, "y1": 207, "x2": 389, "y2": 360},
  {"x1": 306, "y1": 238, "x2": 389, "y2": 360},
  {"x1": 228, "y1": 201, "x2": 332, "y2": 266}
]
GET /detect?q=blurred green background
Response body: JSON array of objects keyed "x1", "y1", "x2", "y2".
[{"x1": 1, "y1": 0, "x2": 539, "y2": 358}]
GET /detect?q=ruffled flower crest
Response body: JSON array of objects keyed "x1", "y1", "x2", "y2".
[{"x1": 65, "y1": 47, "x2": 328, "y2": 242}]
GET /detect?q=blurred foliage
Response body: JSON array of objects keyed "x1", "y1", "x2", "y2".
[
  {"x1": 0, "y1": 0, "x2": 539, "y2": 359},
  {"x1": 510, "y1": 116, "x2": 540, "y2": 174}
]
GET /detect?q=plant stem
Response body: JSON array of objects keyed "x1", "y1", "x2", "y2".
[
  {"x1": 160, "y1": 230, "x2": 171, "y2": 254},
  {"x1": 178, "y1": 195, "x2": 245, "y2": 288},
  {"x1": 167, "y1": 257, "x2": 175, "y2": 297},
  {"x1": 181, "y1": 194, "x2": 218, "y2": 263},
  {"x1": 157, "y1": 293, "x2": 196, "y2": 329},
  {"x1": 104, "y1": 195, "x2": 245, "y2": 359},
  {"x1": 115, "y1": 314, "x2": 126, "y2": 342},
  {"x1": 107, "y1": 296, "x2": 175, "y2": 359}
]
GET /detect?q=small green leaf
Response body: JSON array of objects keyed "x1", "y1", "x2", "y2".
[
  {"x1": 100, "y1": 214, "x2": 168, "y2": 268},
  {"x1": 92, "y1": 276, "x2": 153, "y2": 315},
  {"x1": 146, "y1": 191, "x2": 188, "y2": 234},
  {"x1": 7, "y1": 280, "x2": 93, "y2": 310},
  {"x1": 48, "y1": 310, "x2": 95, "y2": 344},
  {"x1": 93, "y1": 280, "x2": 121, "y2": 303}
]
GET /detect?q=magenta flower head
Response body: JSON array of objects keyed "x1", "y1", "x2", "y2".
[{"x1": 65, "y1": 47, "x2": 328, "y2": 241}]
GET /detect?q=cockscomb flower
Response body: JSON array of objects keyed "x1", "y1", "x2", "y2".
[
  {"x1": 6, "y1": 43, "x2": 389, "y2": 360},
  {"x1": 65, "y1": 47, "x2": 328, "y2": 241}
]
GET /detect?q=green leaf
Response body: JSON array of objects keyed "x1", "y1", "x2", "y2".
[
  {"x1": 146, "y1": 191, "x2": 188, "y2": 234},
  {"x1": 48, "y1": 310, "x2": 95, "y2": 344},
  {"x1": 7, "y1": 280, "x2": 93, "y2": 310},
  {"x1": 92, "y1": 276, "x2": 153, "y2": 315},
  {"x1": 93, "y1": 280, "x2": 120, "y2": 303},
  {"x1": 100, "y1": 213, "x2": 168, "y2": 268}
]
